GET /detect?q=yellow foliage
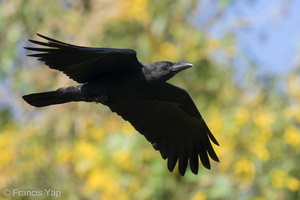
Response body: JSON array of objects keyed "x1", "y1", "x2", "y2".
[
  {"x1": 85, "y1": 169, "x2": 111, "y2": 191},
  {"x1": 115, "y1": 0, "x2": 150, "y2": 23},
  {"x1": 104, "y1": 115, "x2": 122, "y2": 132},
  {"x1": 286, "y1": 73, "x2": 300, "y2": 100},
  {"x1": 78, "y1": 116, "x2": 106, "y2": 141},
  {"x1": 253, "y1": 107, "x2": 274, "y2": 129},
  {"x1": 159, "y1": 42, "x2": 176, "y2": 59},
  {"x1": 121, "y1": 122, "x2": 135, "y2": 135},
  {"x1": 251, "y1": 142, "x2": 270, "y2": 162},
  {"x1": 71, "y1": 140, "x2": 101, "y2": 176},
  {"x1": 284, "y1": 104, "x2": 300, "y2": 123},
  {"x1": 192, "y1": 191, "x2": 207, "y2": 200},
  {"x1": 256, "y1": 127, "x2": 272, "y2": 144},
  {"x1": 85, "y1": 168, "x2": 130, "y2": 200},
  {"x1": 73, "y1": 140, "x2": 99, "y2": 160},
  {"x1": 0, "y1": 128, "x2": 16, "y2": 166},
  {"x1": 0, "y1": 127, "x2": 17, "y2": 188},
  {"x1": 250, "y1": 128, "x2": 272, "y2": 162},
  {"x1": 141, "y1": 148, "x2": 156, "y2": 161},
  {"x1": 218, "y1": 151, "x2": 234, "y2": 172},
  {"x1": 56, "y1": 147, "x2": 72, "y2": 164},
  {"x1": 113, "y1": 150, "x2": 134, "y2": 172},
  {"x1": 88, "y1": 125, "x2": 106, "y2": 141},
  {"x1": 255, "y1": 198, "x2": 266, "y2": 200},
  {"x1": 270, "y1": 169, "x2": 300, "y2": 191},
  {"x1": 234, "y1": 158, "x2": 255, "y2": 186},
  {"x1": 286, "y1": 177, "x2": 300, "y2": 192},
  {"x1": 270, "y1": 168, "x2": 288, "y2": 189},
  {"x1": 234, "y1": 107, "x2": 250, "y2": 126},
  {"x1": 284, "y1": 126, "x2": 300, "y2": 147},
  {"x1": 207, "y1": 106, "x2": 224, "y2": 134}
]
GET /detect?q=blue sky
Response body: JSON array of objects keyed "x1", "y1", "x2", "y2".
[{"x1": 196, "y1": 0, "x2": 300, "y2": 78}]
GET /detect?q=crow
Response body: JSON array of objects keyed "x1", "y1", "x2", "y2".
[{"x1": 23, "y1": 34, "x2": 219, "y2": 176}]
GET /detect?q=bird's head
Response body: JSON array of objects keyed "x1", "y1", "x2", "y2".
[{"x1": 143, "y1": 61, "x2": 193, "y2": 83}]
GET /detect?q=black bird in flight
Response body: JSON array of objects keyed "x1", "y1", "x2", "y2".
[{"x1": 23, "y1": 34, "x2": 219, "y2": 176}]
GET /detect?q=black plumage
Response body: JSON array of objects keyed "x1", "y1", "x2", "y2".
[{"x1": 23, "y1": 34, "x2": 219, "y2": 176}]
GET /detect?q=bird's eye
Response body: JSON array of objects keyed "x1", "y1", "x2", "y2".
[{"x1": 162, "y1": 63, "x2": 169, "y2": 70}]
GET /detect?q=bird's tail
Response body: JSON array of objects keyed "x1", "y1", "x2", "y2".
[{"x1": 22, "y1": 91, "x2": 72, "y2": 107}]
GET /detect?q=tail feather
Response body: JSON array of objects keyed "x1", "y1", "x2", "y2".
[{"x1": 22, "y1": 91, "x2": 71, "y2": 107}]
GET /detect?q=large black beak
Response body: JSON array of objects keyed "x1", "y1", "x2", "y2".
[{"x1": 172, "y1": 61, "x2": 193, "y2": 72}]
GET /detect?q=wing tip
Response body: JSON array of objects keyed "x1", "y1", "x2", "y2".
[{"x1": 36, "y1": 33, "x2": 49, "y2": 40}]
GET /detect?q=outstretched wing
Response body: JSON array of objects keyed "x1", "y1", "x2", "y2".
[
  {"x1": 24, "y1": 34, "x2": 142, "y2": 83},
  {"x1": 110, "y1": 82, "x2": 219, "y2": 176}
]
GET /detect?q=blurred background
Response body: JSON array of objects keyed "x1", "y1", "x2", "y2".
[{"x1": 0, "y1": 0, "x2": 299, "y2": 199}]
